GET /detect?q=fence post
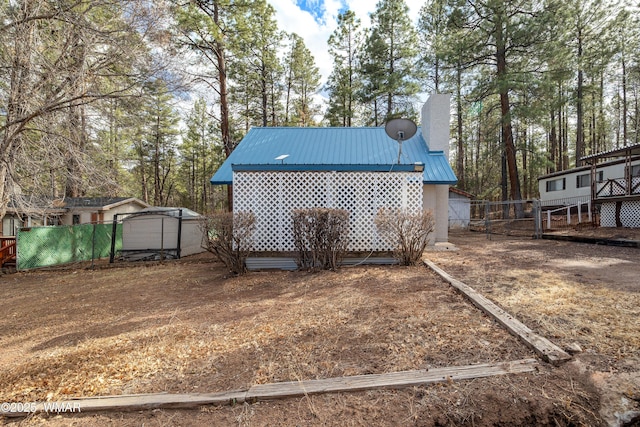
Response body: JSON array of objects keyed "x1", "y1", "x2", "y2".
[
  {"x1": 160, "y1": 217, "x2": 165, "y2": 261},
  {"x1": 176, "y1": 209, "x2": 183, "y2": 259},
  {"x1": 547, "y1": 210, "x2": 551, "y2": 229},
  {"x1": 567, "y1": 207, "x2": 571, "y2": 225},
  {"x1": 577, "y1": 202, "x2": 582, "y2": 224},
  {"x1": 109, "y1": 215, "x2": 118, "y2": 263},
  {"x1": 588, "y1": 200, "x2": 592, "y2": 223},
  {"x1": 91, "y1": 223, "x2": 96, "y2": 269},
  {"x1": 533, "y1": 200, "x2": 541, "y2": 239},
  {"x1": 484, "y1": 201, "x2": 490, "y2": 240}
]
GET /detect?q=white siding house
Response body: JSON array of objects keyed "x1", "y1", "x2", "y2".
[
  {"x1": 538, "y1": 161, "x2": 635, "y2": 206},
  {"x1": 1, "y1": 197, "x2": 148, "y2": 236},
  {"x1": 538, "y1": 145, "x2": 640, "y2": 228},
  {"x1": 210, "y1": 95, "x2": 458, "y2": 256}
]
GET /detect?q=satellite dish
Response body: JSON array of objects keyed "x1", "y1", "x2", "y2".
[
  {"x1": 274, "y1": 154, "x2": 289, "y2": 164},
  {"x1": 385, "y1": 118, "x2": 417, "y2": 164}
]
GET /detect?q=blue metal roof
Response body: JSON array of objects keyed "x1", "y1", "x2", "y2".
[{"x1": 210, "y1": 127, "x2": 457, "y2": 185}]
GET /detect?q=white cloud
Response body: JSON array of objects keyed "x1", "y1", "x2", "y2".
[
  {"x1": 270, "y1": 0, "x2": 428, "y2": 116},
  {"x1": 270, "y1": 0, "x2": 340, "y2": 85},
  {"x1": 271, "y1": 0, "x2": 424, "y2": 84}
]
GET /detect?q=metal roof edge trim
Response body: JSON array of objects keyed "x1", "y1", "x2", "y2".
[
  {"x1": 424, "y1": 179, "x2": 458, "y2": 185},
  {"x1": 210, "y1": 178, "x2": 231, "y2": 185},
  {"x1": 231, "y1": 164, "x2": 423, "y2": 172}
]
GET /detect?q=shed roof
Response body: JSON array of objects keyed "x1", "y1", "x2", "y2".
[
  {"x1": 580, "y1": 143, "x2": 640, "y2": 163},
  {"x1": 57, "y1": 197, "x2": 149, "y2": 210},
  {"x1": 210, "y1": 127, "x2": 457, "y2": 185}
]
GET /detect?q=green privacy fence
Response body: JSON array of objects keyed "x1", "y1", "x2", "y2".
[{"x1": 16, "y1": 223, "x2": 122, "y2": 270}]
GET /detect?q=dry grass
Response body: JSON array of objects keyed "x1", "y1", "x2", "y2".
[
  {"x1": 0, "y1": 259, "x2": 532, "y2": 404},
  {"x1": 429, "y1": 232, "x2": 640, "y2": 368},
  {"x1": 0, "y1": 245, "x2": 613, "y2": 425},
  {"x1": 478, "y1": 268, "x2": 640, "y2": 358}
]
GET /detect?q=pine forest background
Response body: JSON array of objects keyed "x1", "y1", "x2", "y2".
[{"x1": 1, "y1": 0, "x2": 639, "y2": 217}]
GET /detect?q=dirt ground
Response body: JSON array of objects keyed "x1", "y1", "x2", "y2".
[{"x1": 0, "y1": 231, "x2": 638, "y2": 426}]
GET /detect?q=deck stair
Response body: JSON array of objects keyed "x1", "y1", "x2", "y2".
[{"x1": 0, "y1": 237, "x2": 17, "y2": 271}]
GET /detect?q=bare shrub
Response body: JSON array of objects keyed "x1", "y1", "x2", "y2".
[
  {"x1": 292, "y1": 208, "x2": 350, "y2": 271},
  {"x1": 375, "y1": 208, "x2": 435, "y2": 265},
  {"x1": 201, "y1": 211, "x2": 256, "y2": 275}
]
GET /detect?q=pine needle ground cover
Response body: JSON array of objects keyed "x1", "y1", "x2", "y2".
[
  {"x1": 3, "y1": 237, "x2": 631, "y2": 425},
  {"x1": 0, "y1": 259, "x2": 531, "y2": 402}
]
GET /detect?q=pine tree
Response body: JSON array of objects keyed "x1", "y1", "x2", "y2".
[
  {"x1": 230, "y1": 0, "x2": 283, "y2": 129},
  {"x1": 561, "y1": 0, "x2": 617, "y2": 165},
  {"x1": 135, "y1": 79, "x2": 180, "y2": 206},
  {"x1": 325, "y1": 10, "x2": 363, "y2": 127},
  {"x1": 359, "y1": 0, "x2": 420, "y2": 125},
  {"x1": 178, "y1": 98, "x2": 222, "y2": 212},
  {"x1": 283, "y1": 34, "x2": 321, "y2": 127},
  {"x1": 0, "y1": 0, "x2": 157, "y2": 218}
]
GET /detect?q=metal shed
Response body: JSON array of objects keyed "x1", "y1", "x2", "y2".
[
  {"x1": 117, "y1": 207, "x2": 206, "y2": 261},
  {"x1": 448, "y1": 187, "x2": 473, "y2": 229}
]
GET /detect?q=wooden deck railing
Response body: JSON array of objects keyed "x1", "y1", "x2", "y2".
[
  {"x1": 0, "y1": 237, "x2": 16, "y2": 267},
  {"x1": 595, "y1": 177, "x2": 640, "y2": 199}
]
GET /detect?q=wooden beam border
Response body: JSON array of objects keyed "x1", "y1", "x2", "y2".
[
  {"x1": 423, "y1": 259, "x2": 571, "y2": 366},
  {"x1": 1, "y1": 359, "x2": 538, "y2": 418}
]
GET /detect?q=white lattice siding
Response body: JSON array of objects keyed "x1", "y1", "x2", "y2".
[
  {"x1": 600, "y1": 201, "x2": 640, "y2": 227},
  {"x1": 234, "y1": 171, "x2": 423, "y2": 251}
]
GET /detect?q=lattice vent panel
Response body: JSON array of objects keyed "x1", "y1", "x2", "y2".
[
  {"x1": 621, "y1": 201, "x2": 640, "y2": 227},
  {"x1": 600, "y1": 201, "x2": 640, "y2": 228},
  {"x1": 233, "y1": 171, "x2": 423, "y2": 251},
  {"x1": 633, "y1": 177, "x2": 640, "y2": 195},
  {"x1": 600, "y1": 203, "x2": 616, "y2": 227}
]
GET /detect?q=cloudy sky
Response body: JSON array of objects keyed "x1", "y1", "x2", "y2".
[{"x1": 269, "y1": 0, "x2": 426, "y2": 90}]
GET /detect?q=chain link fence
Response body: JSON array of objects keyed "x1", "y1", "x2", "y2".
[
  {"x1": 16, "y1": 223, "x2": 122, "y2": 270},
  {"x1": 469, "y1": 200, "x2": 541, "y2": 238}
]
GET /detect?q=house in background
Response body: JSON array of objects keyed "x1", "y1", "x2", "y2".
[
  {"x1": 1, "y1": 201, "x2": 65, "y2": 236},
  {"x1": 538, "y1": 144, "x2": 640, "y2": 228},
  {"x1": 57, "y1": 197, "x2": 150, "y2": 225},
  {"x1": 1, "y1": 197, "x2": 149, "y2": 236},
  {"x1": 582, "y1": 145, "x2": 640, "y2": 227},
  {"x1": 210, "y1": 94, "x2": 457, "y2": 258}
]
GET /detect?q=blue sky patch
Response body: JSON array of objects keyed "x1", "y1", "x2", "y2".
[{"x1": 296, "y1": 0, "x2": 325, "y2": 23}]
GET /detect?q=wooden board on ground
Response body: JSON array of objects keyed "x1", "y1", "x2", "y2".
[
  {"x1": 246, "y1": 359, "x2": 538, "y2": 400},
  {"x1": 423, "y1": 259, "x2": 571, "y2": 365},
  {"x1": 1, "y1": 359, "x2": 538, "y2": 417}
]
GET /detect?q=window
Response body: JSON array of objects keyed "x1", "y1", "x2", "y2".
[
  {"x1": 576, "y1": 174, "x2": 590, "y2": 188},
  {"x1": 576, "y1": 172, "x2": 603, "y2": 188},
  {"x1": 546, "y1": 178, "x2": 565, "y2": 192},
  {"x1": 632, "y1": 165, "x2": 640, "y2": 177},
  {"x1": 72, "y1": 214, "x2": 80, "y2": 225}
]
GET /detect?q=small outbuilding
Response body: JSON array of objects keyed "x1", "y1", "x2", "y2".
[
  {"x1": 119, "y1": 207, "x2": 206, "y2": 261},
  {"x1": 448, "y1": 187, "x2": 473, "y2": 229},
  {"x1": 210, "y1": 94, "x2": 457, "y2": 255},
  {"x1": 1, "y1": 196, "x2": 149, "y2": 236}
]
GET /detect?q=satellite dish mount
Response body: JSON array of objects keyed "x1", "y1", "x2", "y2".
[{"x1": 385, "y1": 118, "x2": 417, "y2": 164}]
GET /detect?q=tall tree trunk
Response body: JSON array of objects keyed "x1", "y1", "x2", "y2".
[
  {"x1": 0, "y1": 0, "x2": 38, "y2": 219},
  {"x1": 154, "y1": 115, "x2": 162, "y2": 206},
  {"x1": 212, "y1": 2, "x2": 232, "y2": 211},
  {"x1": 261, "y1": 65, "x2": 268, "y2": 127},
  {"x1": 576, "y1": 30, "x2": 584, "y2": 166},
  {"x1": 522, "y1": 126, "x2": 528, "y2": 199},
  {"x1": 622, "y1": 53, "x2": 628, "y2": 146},
  {"x1": 549, "y1": 110, "x2": 557, "y2": 173},
  {"x1": 456, "y1": 66, "x2": 464, "y2": 189},
  {"x1": 563, "y1": 103, "x2": 570, "y2": 169},
  {"x1": 495, "y1": 15, "x2": 523, "y2": 216}
]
